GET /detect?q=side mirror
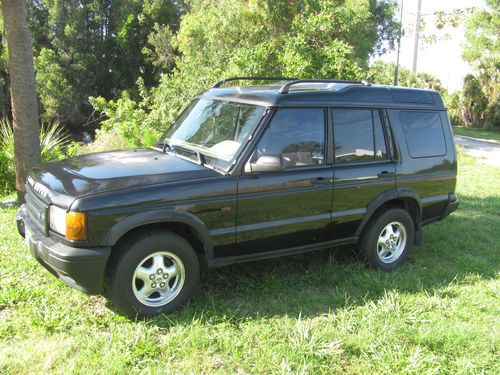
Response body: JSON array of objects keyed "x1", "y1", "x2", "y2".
[{"x1": 245, "y1": 155, "x2": 284, "y2": 173}]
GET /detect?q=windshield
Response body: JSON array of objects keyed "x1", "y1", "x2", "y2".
[{"x1": 158, "y1": 99, "x2": 266, "y2": 172}]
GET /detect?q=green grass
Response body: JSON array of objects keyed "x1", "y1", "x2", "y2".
[
  {"x1": 453, "y1": 126, "x2": 500, "y2": 142},
  {"x1": 1, "y1": 149, "x2": 499, "y2": 374}
]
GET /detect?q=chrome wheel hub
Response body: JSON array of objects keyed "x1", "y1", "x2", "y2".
[
  {"x1": 132, "y1": 251, "x2": 185, "y2": 307},
  {"x1": 377, "y1": 221, "x2": 407, "y2": 264}
]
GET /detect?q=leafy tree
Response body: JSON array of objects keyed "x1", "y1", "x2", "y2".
[
  {"x1": 445, "y1": 91, "x2": 463, "y2": 127},
  {"x1": 172, "y1": 0, "x2": 398, "y2": 80},
  {"x1": 91, "y1": 0, "x2": 399, "y2": 149},
  {"x1": 368, "y1": 60, "x2": 446, "y2": 93},
  {"x1": 460, "y1": 0, "x2": 499, "y2": 128},
  {"x1": 462, "y1": 0, "x2": 499, "y2": 67},
  {"x1": 28, "y1": 0, "x2": 183, "y2": 130},
  {"x1": 460, "y1": 74, "x2": 488, "y2": 128}
]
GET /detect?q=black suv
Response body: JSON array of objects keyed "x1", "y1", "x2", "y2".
[{"x1": 17, "y1": 78, "x2": 459, "y2": 318}]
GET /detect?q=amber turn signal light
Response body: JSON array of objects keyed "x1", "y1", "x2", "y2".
[{"x1": 65, "y1": 212, "x2": 87, "y2": 241}]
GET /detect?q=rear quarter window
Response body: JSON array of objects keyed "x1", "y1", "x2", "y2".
[{"x1": 400, "y1": 111, "x2": 446, "y2": 158}]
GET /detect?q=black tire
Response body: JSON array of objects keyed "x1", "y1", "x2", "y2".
[
  {"x1": 359, "y1": 208, "x2": 415, "y2": 271},
  {"x1": 106, "y1": 231, "x2": 200, "y2": 319}
]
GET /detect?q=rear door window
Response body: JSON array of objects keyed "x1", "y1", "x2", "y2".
[
  {"x1": 400, "y1": 111, "x2": 446, "y2": 158},
  {"x1": 332, "y1": 109, "x2": 388, "y2": 163}
]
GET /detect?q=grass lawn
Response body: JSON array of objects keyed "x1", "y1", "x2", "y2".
[
  {"x1": 453, "y1": 126, "x2": 500, "y2": 142},
  {"x1": 1, "y1": 149, "x2": 499, "y2": 374}
]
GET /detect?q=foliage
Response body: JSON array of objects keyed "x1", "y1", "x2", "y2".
[
  {"x1": 0, "y1": 118, "x2": 16, "y2": 195},
  {"x1": 367, "y1": 60, "x2": 446, "y2": 93},
  {"x1": 87, "y1": 87, "x2": 160, "y2": 152},
  {"x1": 35, "y1": 48, "x2": 80, "y2": 125},
  {"x1": 0, "y1": 151, "x2": 499, "y2": 373},
  {"x1": 0, "y1": 118, "x2": 73, "y2": 195},
  {"x1": 460, "y1": 74, "x2": 488, "y2": 128},
  {"x1": 462, "y1": 0, "x2": 499, "y2": 67},
  {"x1": 172, "y1": 0, "x2": 398, "y2": 80},
  {"x1": 417, "y1": 8, "x2": 470, "y2": 46},
  {"x1": 40, "y1": 121, "x2": 72, "y2": 161},
  {"x1": 446, "y1": 92, "x2": 464, "y2": 126},
  {"x1": 27, "y1": 0, "x2": 183, "y2": 130},
  {"x1": 459, "y1": 1, "x2": 499, "y2": 128},
  {"x1": 90, "y1": 0, "x2": 399, "y2": 149}
]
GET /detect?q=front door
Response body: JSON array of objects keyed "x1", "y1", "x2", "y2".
[{"x1": 233, "y1": 107, "x2": 334, "y2": 256}]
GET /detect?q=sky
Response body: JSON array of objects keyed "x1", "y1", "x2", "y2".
[{"x1": 378, "y1": 0, "x2": 487, "y2": 93}]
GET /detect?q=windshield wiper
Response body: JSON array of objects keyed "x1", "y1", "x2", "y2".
[
  {"x1": 155, "y1": 140, "x2": 174, "y2": 153},
  {"x1": 197, "y1": 150, "x2": 206, "y2": 166},
  {"x1": 162, "y1": 142, "x2": 174, "y2": 153}
]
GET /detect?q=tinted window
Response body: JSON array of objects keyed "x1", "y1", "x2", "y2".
[
  {"x1": 256, "y1": 108, "x2": 325, "y2": 167},
  {"x1": 400, "y1": 111, "x2": 446, "y2": 158},
  {"x1": 333, "y1": 109, "x2": 388, "y2": 163}
]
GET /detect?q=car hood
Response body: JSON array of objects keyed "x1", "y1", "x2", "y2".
[{"x1": 28, "y1": 148, "x2": 218, "y2": 205}]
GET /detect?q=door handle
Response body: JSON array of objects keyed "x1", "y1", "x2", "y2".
[{"x1": 377, "y1": 171, "x2": 396, "y2": 178}]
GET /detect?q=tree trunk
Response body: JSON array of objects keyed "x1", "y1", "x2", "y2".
[{"x1": 1, "y1": 0, "x2": 40, "y2": 203}]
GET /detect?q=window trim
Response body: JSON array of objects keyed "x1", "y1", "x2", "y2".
[
  {"x1": 381, "y1": 109, "x2": 398, "y2": 161},
  {"x1": 241, "y1": 106, "x2": 329, "y2": 173},
  {"x1": 330, "y1": 107, "x2": 391, "y2": 165}
]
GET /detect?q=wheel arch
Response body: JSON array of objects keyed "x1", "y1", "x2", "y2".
[
  {"x1": 354, "y1": 188, "x2": 422, "y2": 237},
  {"x1": 102, "y1": 210, "x2": 214, "y2": 261}
]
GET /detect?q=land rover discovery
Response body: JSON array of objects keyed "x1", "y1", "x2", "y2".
[{"x1": 16, "y1": 78, "x2": 459, "y2": 318}]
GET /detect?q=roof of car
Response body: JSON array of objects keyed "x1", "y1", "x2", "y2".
[{"x1": 200, "y1": 81, "x2": 445, "y2": 110}]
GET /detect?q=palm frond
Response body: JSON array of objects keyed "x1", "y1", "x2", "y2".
[
  {"x1": 40, "y1": 121, "x2": 71, "y2": 160},
  {"x1": 0, "y1": 118, "x2": 15, "y2": 159}
]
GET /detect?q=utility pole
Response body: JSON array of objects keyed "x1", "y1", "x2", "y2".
[
  {"x1": 412, "y1": 0, "x2": 422, "y2": 74},
  {"x1": 394, "y1": 0, "x2": 404, "y2": 86}
]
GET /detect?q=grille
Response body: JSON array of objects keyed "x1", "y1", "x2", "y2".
[{"x1": 25, "y1": 187, "x2": 49, "y2": 235}]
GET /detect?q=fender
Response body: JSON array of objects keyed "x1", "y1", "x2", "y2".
[
  {"x1": 101, "y1": 209, "x2": 214, "y2": 260},
  {"x1": 354, "y1": 188, "x2": 422, "y2": 237}
]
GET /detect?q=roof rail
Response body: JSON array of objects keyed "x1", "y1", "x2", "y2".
[
  {"x1": 278, "y1": 79, "x2": 371, "y2": 94},
  {"x1": 212, "y1": 76, "x2": 298, "y2": 88}
]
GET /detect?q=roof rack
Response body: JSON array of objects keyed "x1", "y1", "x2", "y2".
[
  {"x1": 212, "y1": 76, "x2": 298, "y2": 88},
  {"x1": 278, "y1": 79, "x2": 371, "y2": 94}
]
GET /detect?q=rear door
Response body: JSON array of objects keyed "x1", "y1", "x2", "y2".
[
  {"x1": 233, "y1": 107, "x2": 334, "y2": 256},
  {"x1": 389, "y1": 110, "x2": 456, "y2": 222},
  {"x1": 330, "y1": 108, "x2": 397, "y2": 239}
]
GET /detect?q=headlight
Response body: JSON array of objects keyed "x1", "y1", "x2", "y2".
[
  {"x1": 49, "y1": 206, "x2": 87, "y2": 241},
  {"x1": 49, "y1": 205, "x2": 67, "y2": 235}
]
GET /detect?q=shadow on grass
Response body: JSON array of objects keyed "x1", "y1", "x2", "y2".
[{"x1": 107, "y1": 195, "x2": 500, "y2": 325}]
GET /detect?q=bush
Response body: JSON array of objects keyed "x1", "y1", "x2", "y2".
[
  {"x1": 0, "y1": 118, "x2": 75, "y2": 195},
  {"x1": 444, "y1": 91, "x2": 464, "y2": 126},
  {"x1": 367, "y1": 60, "x2": 446, "y2": 93},
  {"x1": 88, "y1": 86, "x2": 161, "y2": 152},
  {"x1": 0, "y1": 118, "x2": 16, "y2": 195}
]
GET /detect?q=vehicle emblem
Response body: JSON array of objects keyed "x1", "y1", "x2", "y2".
[{"x1": 32, "y1": 181, "x2": 50, "y2": 199}]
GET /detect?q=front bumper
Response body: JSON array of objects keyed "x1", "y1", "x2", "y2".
[{"x1": 16, "y1": 205, "x2": 111, "y2": 294}]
